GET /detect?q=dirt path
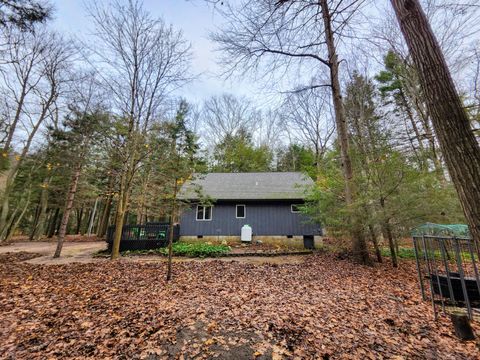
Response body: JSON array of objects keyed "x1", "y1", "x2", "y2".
[
  {"x1": 0, "y1": 241, "x2": 106, "y2": 264},
  {"x1": 0, "y1": 241, "x2": 308, "y2": 265}
]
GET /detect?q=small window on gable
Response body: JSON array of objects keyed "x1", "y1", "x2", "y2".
[
  {"x1": 291, "y1": 204, "x2": 302, "y2": 213},
  {"x1": 196, "y1": 205, "x2": 212, "y2": 221},
  {"x1": 236, "y1": 204, "x2": 246, "y2": 218}
]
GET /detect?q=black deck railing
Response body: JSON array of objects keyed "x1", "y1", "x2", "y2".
[{"x1": 106, "y1": 223, "x2": 180, "y2": 252}]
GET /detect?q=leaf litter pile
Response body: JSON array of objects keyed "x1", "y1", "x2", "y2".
[{"x1": 1, "y1": 252, "x2": 479, "y2": 359}]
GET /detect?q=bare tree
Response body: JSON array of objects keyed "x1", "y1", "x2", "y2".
[
  {"x1": 86, "y1": 0, "x2": 192, "y2": 259},
  {"x1": 0, "y1": 0, "x2": 52, "y2": 31},
  {"x1": 390, "y1": 0, "x2": 480, "y2": 250},
  {"x1": 256, "y1": 108, "x2": 286, "y2": 150},
  {"x1": 212, "y1": 0, "x2": 371, "y2": 263},
  {"x1": 281, "y1": 85, "x2": 335, "y2": 175},
  {"x1": 0, "y1": 27, "x2": 75, "y2": 241},
  {"x1": 201, "y1": 93, "x2": 260, "y2": 146},
  {"x1": 368, "y1": 1, "x2": 480, "y2": 175}
]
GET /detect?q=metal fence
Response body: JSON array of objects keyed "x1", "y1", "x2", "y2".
[
  {"x1": 106, "y1": 223, "x2": 180, "y2": 252},
  {"x1": 413, "y1": 235, "x2": 480, "y2": 320}
]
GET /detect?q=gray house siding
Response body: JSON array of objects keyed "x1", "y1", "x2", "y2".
[{"x1": 179, "y1": 201, "x2": 321, "y2": 237}]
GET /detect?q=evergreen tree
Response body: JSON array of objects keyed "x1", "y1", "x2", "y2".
[
  {"x1": 212, "y1": 128, "x2": 272, "y2": 172},
  {"x1": 52, "y1": 108, "x2": 109, "y2": 257}
]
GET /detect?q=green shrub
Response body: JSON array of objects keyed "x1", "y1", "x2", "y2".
[
  {"x1": 119, "y1": 242, "x2": 230, "y2": 257},
  {"x1": 159, "y1": 242, "x2": 230, "y2": 258}
]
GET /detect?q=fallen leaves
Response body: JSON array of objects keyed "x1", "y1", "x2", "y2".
[{"x1": 0, "y1": 251, "x2": 478, "y2": 359}]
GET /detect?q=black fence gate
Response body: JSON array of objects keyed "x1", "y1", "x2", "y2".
[
  {"x1": 412, "y1": 224, "x2": 480, "y2": 320},
  {"x1": 106, "y1": 223, "x2": 180, "y2": 252}
]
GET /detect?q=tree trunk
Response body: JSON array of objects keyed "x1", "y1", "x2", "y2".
[
  {"x1": 97, "y1": 195, "x2": 113, "y2": 238},
  {"x1": 47, "y1": 208, "x2": 59, "y2": 238},
  {"x1": 111, "y1": 143, "x2": 137, "y2": 260},
  {"x1": 166, "y1": 178, "x2": 178, "y2": 282},
  {"x1": 0, "y1": 174, "x2": 12, "y2": 239},
  {"x1": 111, "y1": 194, "x2": 125, "y2": 259},
  {"x1": 80, "y1": 208, "x2": 90, "y2": 235},
  {"x1": 136, "y1": 172, "x2": 150, "y2": 225},
  {"x1": 398, "y1": 89, "x2": 428, "y2": 169},
  {"x1": 0, "y1": 93, "x2": 55, "y2": 238},
  {"x1": 410, "y1": 92, "x2": 445, "y2": 180},
  {"x1": 320, "y1": 0, "x2": 370, "y2": 264},
  {"x1": 390, "y1": 0, "x2": 480, "y2": 252},
  {"x1": 54, "y1": 163, "x2": 82, "y2": 258},
  {"x1": 31, "y1": 178, "x2": 49, "y2": 240},
  {"x1": 55, "y1": 212, "x2": 63, "y2": 235},
  {"x1": 29, "y1": 203, "x2": 41, "y2": 241},
  {"x1": 379, "y1": 196, "x2": 397, "y2": 267},
  {"x1": 5, "y1": 188, "x2": 32, "y2": 243},
  {"x1": 1, "y1": 205, "x2": 18, "y2": 241},
  {"x1": 95, "y1": 202, "x2": 103, "y2": 235},
  {"x1": 383, "y1": 220, "x2": 397, "y2": 268},
  {"x1": 76, "y1": 206, "x2": 84, "y2": 234},
  {"x1": 2, "y1": 55, "x2": 34, "y2": 153},
  {"x1": 111, "y1": 166, "x2": 132, "y2": 259},
  {"x1": 368, "y1": 224, "x2": 382, "y2": 263},
  {"x1": 87, "y1": 197, "x2": 99, "y2": 236}
]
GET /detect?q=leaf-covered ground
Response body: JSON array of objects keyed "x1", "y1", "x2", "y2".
[{"x1": 0, "y1": 252, "x2": 478, "y2": 359}]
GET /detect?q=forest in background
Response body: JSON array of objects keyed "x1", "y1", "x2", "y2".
[{"x1": 0, "y1": 0, "x2": 479, "y2": 265}]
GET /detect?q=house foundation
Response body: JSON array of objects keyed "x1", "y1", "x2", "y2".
[{"x1": 180, "y1": 235, "x2": 323, "y2": 249}]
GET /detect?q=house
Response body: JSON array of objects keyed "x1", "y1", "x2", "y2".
[{"x1": 178, "y1": 172, "x2": 322, "y2": 249}]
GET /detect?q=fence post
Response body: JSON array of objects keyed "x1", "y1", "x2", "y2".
[
  {"x1": 453, "y1": 237, "x2": 473, "y2": 320},
  {"x1": 413, "y1": 237, "x2": 426, "y2": 300},
  {"x1": 422, "y1": 235, "x2": 437, "y2": 320},
  {"x1": 438, "y1": 239, "x2": 455, "y2": 303}
]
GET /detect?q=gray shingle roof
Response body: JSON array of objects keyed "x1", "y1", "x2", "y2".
[{"x1": 178, "y1": 172, "x2": 313, "y2": 201}]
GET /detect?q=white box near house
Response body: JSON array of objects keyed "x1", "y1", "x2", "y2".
[{"x1": 241, "y1": 224, "x2": 252, "y2": 242}]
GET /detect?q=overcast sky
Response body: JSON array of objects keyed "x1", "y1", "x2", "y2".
[{"x1": 51, "y1": 0, "x2": 257, "y2": 105}]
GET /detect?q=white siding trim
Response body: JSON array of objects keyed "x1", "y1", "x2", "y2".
[
  {"x1": 291, "y1": 204, "x2": 301, "y2": 213},
  {"x1": 196, "y1": 205, "x2": 213, "y2": 221}
]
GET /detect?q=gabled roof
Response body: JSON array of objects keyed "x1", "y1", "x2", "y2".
[{"x1": 178, "y1": 172, "x2": 313, "y2": 201}]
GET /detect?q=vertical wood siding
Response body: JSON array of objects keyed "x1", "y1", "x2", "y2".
[{"x1": 179, "y1": 201, "x2": 321, "y2": 236}]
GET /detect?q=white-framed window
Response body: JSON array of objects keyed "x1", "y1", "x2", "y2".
[
  {"x1": 236, "y1": 204, "x2": 246, "y2": 218},
  {"x1": 291, "y1": 204, "x2": 302, "y2": 213},
  {"x1": 196, "y1": 205, "x2": 212, "y2": 221}
]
